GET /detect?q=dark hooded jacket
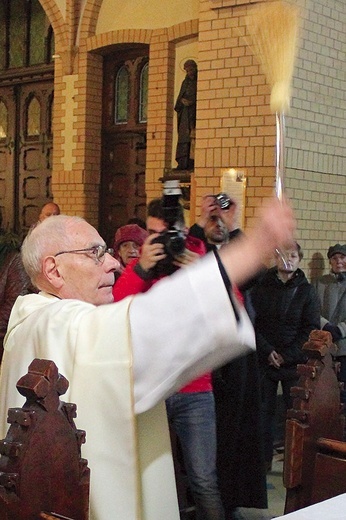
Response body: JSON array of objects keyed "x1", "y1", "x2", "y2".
[{"x1": 251, "y1": 267, "x2": 320, "y2": 380}]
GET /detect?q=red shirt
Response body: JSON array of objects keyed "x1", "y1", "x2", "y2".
[{"x1": 113, "y1": 235, "x2": 212, "y2": 393}]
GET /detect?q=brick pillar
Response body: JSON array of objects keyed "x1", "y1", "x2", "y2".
[{"x1": 146, "y1": 29, "x2": 175, "y2": 201}]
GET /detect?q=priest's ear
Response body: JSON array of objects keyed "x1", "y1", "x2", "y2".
[{"x1": 42, "y1": 255, "x2": 64, "y2": 289}]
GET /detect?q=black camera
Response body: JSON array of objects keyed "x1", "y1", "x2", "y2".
[
  {"x1": 151, "y1": 180, "x2": 186, "y2": 275},
  {"x1": 154, "y1": 228, "x2": 186, "y2": 259},
  {"x1": 215, "y1": 192, "x2": 233, "y2": 210}
]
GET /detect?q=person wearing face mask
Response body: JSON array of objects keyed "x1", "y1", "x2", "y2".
[
  {"x1": 251, "y1": 243, "x2": 320, "y2": 473},
  {"x1": 313, "y1": 244, "x2": 346, "y2": 410}
]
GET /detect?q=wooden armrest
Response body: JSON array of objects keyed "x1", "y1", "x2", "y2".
[{"x1": 316, "y1": 437, "x2": 346, "y2": 456}]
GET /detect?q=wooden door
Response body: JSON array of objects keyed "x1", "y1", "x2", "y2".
[
  {"x1": 0, "y1": 80, "x2": 53, "y2": 236},
  {"x1": 0, "y1": 86, "x2": 16, "y2": 231},
  {"x1": 18, "y1": 81, "x2": 54, "y2": 234},
  {"x1": 100, "y1": 46, "x2": 148, "y2": 247}
]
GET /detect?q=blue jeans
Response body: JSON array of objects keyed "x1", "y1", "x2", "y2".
[{"x1": 166, "y1": 391, "x2": 225, "y2": 520}]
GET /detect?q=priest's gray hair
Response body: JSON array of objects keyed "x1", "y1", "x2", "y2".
[{"x1": 21, "y1": 215, "x2": 85, "y2": 287}]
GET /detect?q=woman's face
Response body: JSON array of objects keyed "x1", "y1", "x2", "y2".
[{"x1": 118, "y1": 241, "x2": 141, "y2": 266}]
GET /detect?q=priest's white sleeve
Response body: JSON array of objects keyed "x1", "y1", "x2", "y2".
[{"x1": 130, "y1": 252, "x2": 256, "y2": 414}]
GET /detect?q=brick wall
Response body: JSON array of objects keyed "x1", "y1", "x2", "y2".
[
  {"x1": 195, "y1": 0, "x2": 275, "y2": 229},
  {"x1": 285, "y1": 0, "x2": 346, "y2": 274},
  {"x1": 195, "y1": 0, "x2": 346, "y2": 275},
  {"x1": 43, "y1": 0, "x2": 345, "y2": 276}
]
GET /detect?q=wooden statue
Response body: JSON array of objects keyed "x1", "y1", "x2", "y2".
[
  {"x1": 0, "y1": 359, "x2": 90, "y2": 520},
  {"x1": 174, "y1": 60, "x2": 197, "y2": 171},
  {"x1": 284, "y1": 330, "x2": 345, "y2": 513}
]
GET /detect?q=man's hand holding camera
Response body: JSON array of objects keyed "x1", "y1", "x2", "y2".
[
  {"x1": 197, "y1": 193, "x2": 236, "y2": 232},
  {"x1": 197, "y1": 195, "x2": 219, "y2": 228},
  {"x1": 138, "y1": 234, "x2": 166, "y2": 272},
  {"x1": 138, "y1": 233, "x2": 200, "y2": 273}
]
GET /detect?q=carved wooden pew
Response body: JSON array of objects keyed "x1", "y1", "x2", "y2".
[
  {"x1": 284, "y1": 330, "x2": 346, "y2": 513},
  {"x1": 0, "y1": 359, "x2": 90, "y2": 520},
  {"x1": 311, "y1": 437, "x2": 346, "y2": 505}
]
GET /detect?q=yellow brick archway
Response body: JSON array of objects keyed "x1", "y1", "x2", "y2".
[
  {"x1": 37, "y1": 0, "x2": 68, "y2": 51},
  {"x1": 39, "y1": 2, "x2": 201, "y2": 225},
  {"x1": 84, "y1": 20, "x2": 199, "y2": 206}
]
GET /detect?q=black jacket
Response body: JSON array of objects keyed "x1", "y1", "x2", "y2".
[
  {"x1": 190, "y1": 222, "x2": 268, "y2": 510},
  {"x1": 251, "y1": 267, "x2": 320, "y2": 374},
  {"x1": 189, "y1": 222, "x2": 242, "y2": 252}
]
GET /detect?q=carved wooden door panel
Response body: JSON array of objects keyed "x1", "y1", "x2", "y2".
[
  {"x1": 18, "y1": 81, "x2": 54, "y2": 234},
  {"x1": 0, "y1": 86, "x2": 16, "y2": 231},
  {"x1": 101, "y1": 132, "x2": 147, "y2": 247},
  {"x1": 100, "y1": 47, "x2": 148, "y2": 248},
  {"x1": 0, "y1": 81, "x2": 53, "y2": 236}
]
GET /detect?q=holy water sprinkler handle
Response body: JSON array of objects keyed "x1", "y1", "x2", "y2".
[
  {"x1": 275, "y1": 111, "x2": 285, "y2": 202},
  {"x1": 244, "y1": 1, "x2": 300, "y2": 271},
  {"x1": 274, "y1": 111, "x2": 291, "y2": 270}
]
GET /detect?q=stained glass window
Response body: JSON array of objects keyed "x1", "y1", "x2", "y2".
[
  {"x1": 27, "y1": 96, "x2": 41, "y2": 136},
  {"x1": 0, "y1": 2, "x2": 6, "y2": 70},
  {"x1": 0, "y1": 101, "x2": 8, "y2": 138},
  {"x1": 9, "y1": 0, "x2": 26, "y2": 69},
  {"x1": 115, "y1": 66, "x2": 129, "y2": 124},
  {"x1": 47, "y1": 26, "x2": 55, "y2": 63},
  {"x1": 47, "y1": 93, "x2": 54, "y2": 137},
  {"x1": 0, "y1": 0, "x2": 53, "y2": 72},
  {"x1": 30, "y1": 0, "x2": 47, "y2": 65},
  {"x1": 139, "y1": 62, "x2": 148, "y2": 123}
]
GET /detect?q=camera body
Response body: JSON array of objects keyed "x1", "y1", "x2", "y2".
[
  {"x1": 215, "y1": 192, "x2": 233, "y2": 210},
  {"x1": 151, "y1": 180, "x2": 186, "y2": 275},
  {"x1": 153, "y1": 228, "x2": 186, "y2": 259}
]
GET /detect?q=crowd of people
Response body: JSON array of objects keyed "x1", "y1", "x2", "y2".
[{"x1": 0, "y1": 194, "x2": 345, "y2": 520}]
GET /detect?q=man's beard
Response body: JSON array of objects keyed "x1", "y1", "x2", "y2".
[{"x1": 211, "y1": 234, "x2": 227, "y2": 244}]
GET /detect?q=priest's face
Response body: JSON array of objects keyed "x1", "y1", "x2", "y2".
[{"x1": 54, "y1": 220, "x2": 119, "y2": 305}]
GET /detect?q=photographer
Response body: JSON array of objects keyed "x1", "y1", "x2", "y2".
[
  {"x1": 113, "y1": 196, "x2": 226, "y2": 520},
  {"x1": 112, "y1": 199, "x2": 205, "y2": 300},
  {"x1": 190, "y1": 193, "x2": 268, "y2": 519},
  {"x1": 189, "y1": 194, "x2": 240, "y2": 252}
]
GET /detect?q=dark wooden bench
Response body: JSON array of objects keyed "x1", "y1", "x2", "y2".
[
  {"x1": 0, "y1": 359, "x2": 90, "y2": 520},
  {"x1": 284, "y1": 330, "x2": 346, "y2": 513}
]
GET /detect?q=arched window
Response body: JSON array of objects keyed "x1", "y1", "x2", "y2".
[
  {"x1": 0, "y1": 0, "x2": 53, "y2": 71},
  {"x1": 114, "y1": 65, "x2": 129, "y2": 124},
  {"x1": 47, "y1": 92, "x2": 54, "y2": 137},
  {"x1": 0, "y1": 100, "x2": 8, "y2": 138},
  {"x1": 139, "y1": 62, "x2": 148, "y2": 124},
  {"x1": 30, "y1": 0, "x2": 49, "y2": 65},
  {"x1": 26, "y1": 96, "x2": 41, "y2": 137},
  {"x1": 46, "y1": 26, "x2": 55, "y2": 64}
]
